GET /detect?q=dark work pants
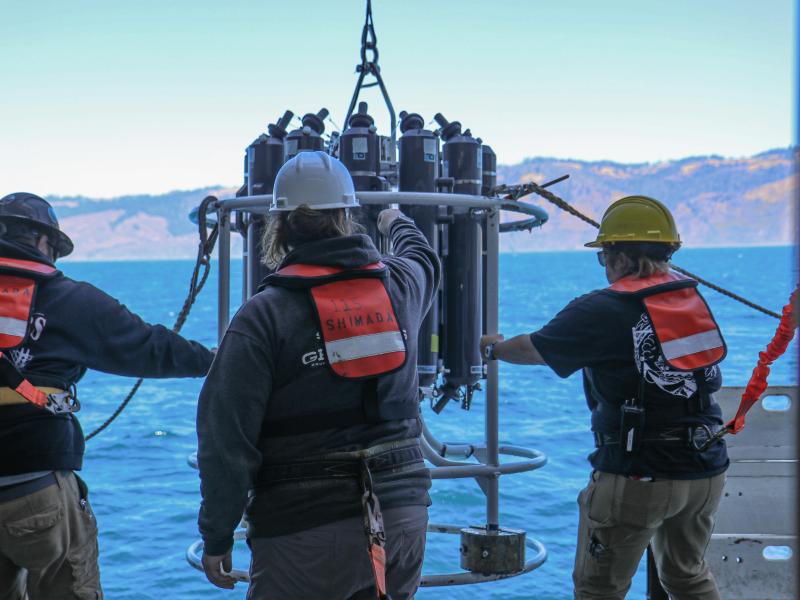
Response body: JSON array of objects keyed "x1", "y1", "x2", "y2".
[{"x1": 247, "y1": 505, "x2": 428, "y2": 600}]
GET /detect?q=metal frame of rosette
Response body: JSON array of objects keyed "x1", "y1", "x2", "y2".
[{"x1": 185, "y1": 190, "x2": 549, "y2": 586}]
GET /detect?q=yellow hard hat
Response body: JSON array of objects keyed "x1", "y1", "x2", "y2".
[{"x1": 584, "y1": 195, "x2": 680, "y2": 248}]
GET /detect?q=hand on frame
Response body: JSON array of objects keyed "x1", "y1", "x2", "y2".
[
  {"x1": 202, "y1": 548, "x2": 236, "y2": 589},
  {"x1": 480, "y1": 333, "x2": 505, "y2": 357}
]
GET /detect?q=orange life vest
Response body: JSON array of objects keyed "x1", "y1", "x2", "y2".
[
  {"x1": 0, "y1": 257, "x2": 77, "y2": 414},
  {"x1": 271, "y1": 262, "x2": 407, "y2": 379},
  {"x1": 0, "y1": 257, "x2": 56, "y2": 349},
  {"x1": 610, "y1": 271, "x2": 726, "y2": 371}
]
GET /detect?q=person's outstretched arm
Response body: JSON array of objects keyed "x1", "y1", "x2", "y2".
[
  {"x1": 64, "y1": 281, "x2": 213, "y2": 377},
  {"x1": 480, "y1": 333, "x2": 546, "y2": 365}
]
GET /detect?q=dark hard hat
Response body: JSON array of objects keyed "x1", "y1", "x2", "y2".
[{"x1": 0, "y1": 193, "x2": 74, "y2": 257}]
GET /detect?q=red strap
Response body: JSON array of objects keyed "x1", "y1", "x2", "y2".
[
  {"x1": 729, "y1": 289, "x2": 798, "y2": 434},
  {"x1": 610, "y1": 271, "x2": 690, "y2": 292},
  {"x1": 368, "y1": 544, "x2": 388, "y2": 599},
  {"x1": 275, "y1": 262, "x2": 385, "y2": 278},
  {"x1": 361, "y1": 465, "x2": 389, "y2": 600},
  {"x1": 14, "y1": 378, "x2": 49, "y2": 407},
  {"x1": 0, "y1": 257, "x2": 56, "y2": 275}
]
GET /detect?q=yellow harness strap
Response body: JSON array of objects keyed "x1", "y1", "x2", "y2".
[{"x1": 0, "y1": 386, "x2": 65, "y2": 406}]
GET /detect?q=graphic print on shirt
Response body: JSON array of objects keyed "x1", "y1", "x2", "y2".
[
  {"x1": 300, "y1": 331, "x2": 326, "y2": 368},
  {"x1": 29, "y1": 313, "x2": 46, "y2": 341},
  {"x1": 10, "y1": 347, "x2": 33, "y2": 370},
  {"x1": 632, "y1": 313, "x2": 718, "y2": 398}
]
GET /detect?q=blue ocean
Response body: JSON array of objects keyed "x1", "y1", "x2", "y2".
[{"x1": 65, "y1": 246, "x2": 796, "y2": 599}]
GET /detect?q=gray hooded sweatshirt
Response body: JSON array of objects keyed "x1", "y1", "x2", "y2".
[{"x1": 197, "y1": 218, "x2": 440, "y2": 555}]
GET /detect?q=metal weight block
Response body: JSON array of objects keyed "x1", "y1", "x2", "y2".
[{"x1": 460, "y1": 526, "x2": 526, "y2": 574}]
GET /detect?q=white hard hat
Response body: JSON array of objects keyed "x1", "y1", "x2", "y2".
[{"x1": 270, "y1": 151, "x2": 359, "y2": 213}]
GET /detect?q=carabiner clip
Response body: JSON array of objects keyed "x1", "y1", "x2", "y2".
[
  {"x1": 46, "y1": 389, "x2": 80, "y2": 414},
  {"x1": 694, "y1": 424, "x2": 731, "y2": 452}
]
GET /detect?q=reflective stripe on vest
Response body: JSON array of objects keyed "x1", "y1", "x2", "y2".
[
  {"x1": 274, "y1": 263, "x2": 407, "y2": 379},
  {"x1": 611, "y1": 271, "x2": 725, "y2": 371},
  {"x1": 326, "y1": 330, "x2": 405, "y2": 363}
]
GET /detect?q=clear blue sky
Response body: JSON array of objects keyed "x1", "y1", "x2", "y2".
[{"x1": 0, "y1": 0, "x2": 794, "y2": 197}]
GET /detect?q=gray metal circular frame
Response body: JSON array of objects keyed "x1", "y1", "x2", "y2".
[
  {"x1": 186, "y1": 189, "x2": 549, "y2": 590},
  {"x1": 187, "y1": 446, "x2": 547, "y2": 478},
  {"x1": 186, "y1": 524, "x2": 547, "y2": 587},
  {"x1": 427, "y1": 445, "x2": 547, "y2": 479},
  {"x1": 192, "y1": 191, "x2": 548, "y2": 229}
]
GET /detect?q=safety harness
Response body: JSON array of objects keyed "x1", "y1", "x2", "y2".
[
  {"x1": 0, "y1": 257, "x2": 78, "y2": 415},
  {"x1": 264, "y1": 261, "x2": 413, "y2": 599},
  {"x1": 601, "y1": 271, "x2": 726, "y2": 454}
]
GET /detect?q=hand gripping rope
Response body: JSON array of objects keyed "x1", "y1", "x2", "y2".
[
  {"x1": 85, "y1": 195, "x2": 219, "y2": 441},
  {"x1": 697, "y1": 288, "x2": 798, "y2": 451}
]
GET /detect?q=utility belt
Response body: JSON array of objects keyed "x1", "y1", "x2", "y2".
[
  {"x1": 0, "y1": 386, "x2": 67, "y2": 406},
  {"x1": 259, "y1": 439, "x2": 422, "y2": 600},
  {"x1": 594, "y1": 423, "x2": 724, "y2": 452},
  {"x1": 0, "y1": 472, "x2": 57, "y2": 503},
  {"x1": 0, "y1": 354, "x2": 79, "y2": 415},
  {"x1": 256, "y1": 438, "x2": 424, "y2": 485}
]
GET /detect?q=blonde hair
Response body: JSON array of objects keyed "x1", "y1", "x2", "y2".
[
  {"x1": 606, "y1": 242, "x2": 680, "y2": 279},
  {"x1": 261, "y1": 205, "x2": 357, "y2": 268}
]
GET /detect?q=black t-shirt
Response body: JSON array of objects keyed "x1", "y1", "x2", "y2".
[{"x1": 531, "y1": 289, "x2": 729, "y2": 479}]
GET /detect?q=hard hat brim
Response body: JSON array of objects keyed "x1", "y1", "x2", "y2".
[
  {"x1": 584, "y1": 236, "x2": 680, "y2": 248},
  {"x1": 269, "y1": 198, "x2": 360, "y2": 213},
  {"x1": 0, "y1": 214, "x2": 74, "y2": 257}
]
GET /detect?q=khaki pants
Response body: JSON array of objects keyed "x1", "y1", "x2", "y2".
[
  {"x1": 573, "y1": 470, "x2": 725, "y2": 600},
  {"x1": 0, "y1": 471, "x2": 102, "y2": 600},
  {"x1": 247, "y1": 505, "x2": 428, "y2": 600}
]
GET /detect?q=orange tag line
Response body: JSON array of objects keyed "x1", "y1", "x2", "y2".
[
  {"x1": 368, "y1": 544, "x2": 387, "y2": 598},
  {"x1": 729, "y1": 288, "x2": 799, "y2": 434}
]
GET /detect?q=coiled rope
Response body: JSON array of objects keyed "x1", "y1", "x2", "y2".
[
  {"x1": 729, "y1": 289, "x2": 797, "y2": 432},
  {"x1": 494, "y1": 180, "x2": 783, "y2": 320},
  {"x1": 85, "y1": 195, "x2": 219, "y2": 441}
]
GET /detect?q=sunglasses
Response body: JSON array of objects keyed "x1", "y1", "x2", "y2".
[{"x1": 596, "y1": 251, "x2": 607, "y2": 267}]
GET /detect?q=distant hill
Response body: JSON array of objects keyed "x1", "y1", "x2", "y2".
[
  {"x1": 48, "y1": 148, "x2": 794, "y2": 260},
  {"x1": 51, "y1": 187, "x2": 237, "y2": 260},
  {"x1": 496, "y1": 148, "x2": 795, "y2": 252}
]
